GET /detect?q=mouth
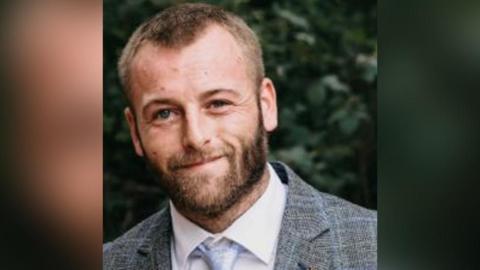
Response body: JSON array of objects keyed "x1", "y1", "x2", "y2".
[{"x1": 178, "y1": 156, "x2": 223, "y2": 170}]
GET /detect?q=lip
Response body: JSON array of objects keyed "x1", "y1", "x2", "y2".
[{"x1": 179, "y1": 156, "x2": 223, "y2": 170}]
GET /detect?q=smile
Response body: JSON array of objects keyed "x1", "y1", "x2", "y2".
[{"x1": 179, "y1": 156, "x2": 223, "y2": 170}]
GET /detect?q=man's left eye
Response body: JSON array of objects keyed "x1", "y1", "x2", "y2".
[{"x1": 208, "y1": 100, "x2": 230, "y2": 109}]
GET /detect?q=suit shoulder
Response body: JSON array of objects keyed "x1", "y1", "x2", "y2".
[
  {"x1": 317, "y1": 191, "x2": 377, "y2": 240},
  {"x1": 316, "y1": 191, "x2": 377, "y2": 268},
  {"x1": 103, "y1": 207, "x2": 169, "y2": 264},
  {"x1": 294, "y1": 174, "x2": 376, "y2": 223},
  {"x1": 105, "y1": 207, "x2": 167, "y2": 247},
  {"x1": 320, "y1": 191, "x2": 377, "y2": 223}
]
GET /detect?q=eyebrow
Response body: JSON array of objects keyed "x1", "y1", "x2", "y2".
[{"x1": 199, "y1": 88, "x2": 241, "y2": 100}]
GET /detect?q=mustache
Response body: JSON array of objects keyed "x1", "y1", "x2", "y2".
[{"x1": 168, "y1": 146, "x2": 233, "y2": 171}]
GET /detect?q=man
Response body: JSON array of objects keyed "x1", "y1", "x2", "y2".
[{"x1": 104, "y1": 3, "x2": 376, "y2": 270}]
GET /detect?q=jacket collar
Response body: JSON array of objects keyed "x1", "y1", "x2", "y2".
[{"x1": 271, "y1": 161, "x2": 332, "y2": 270}]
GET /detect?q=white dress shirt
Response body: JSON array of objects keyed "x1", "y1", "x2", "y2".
[{"x1": 170, "y1": 164, "x2": 288, "y2": 270}]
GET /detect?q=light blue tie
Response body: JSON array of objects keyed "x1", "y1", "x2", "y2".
[{"x1": 193, "y1": 240, "x2": 244, "y2": 270}]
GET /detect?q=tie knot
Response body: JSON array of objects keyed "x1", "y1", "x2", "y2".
[{"x1": 193, "y1": 239, "x2": 244, "y2": 270}]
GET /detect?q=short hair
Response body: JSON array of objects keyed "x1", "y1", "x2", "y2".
[{"x1": 118, "y1": 3, "x2": 265, "y2": 104}]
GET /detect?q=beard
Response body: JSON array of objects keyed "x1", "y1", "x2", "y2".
[{"x1": 143, "y1": 114, "x2": 268, "y2": 218}]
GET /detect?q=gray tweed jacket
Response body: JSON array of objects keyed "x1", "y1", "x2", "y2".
[{"x1": 103, "y1": 161, "x2": 377, "y2": 270}]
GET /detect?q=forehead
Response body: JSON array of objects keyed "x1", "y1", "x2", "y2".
[{"x1": 129, "y1": 25, "x2": 250, "y2": 106}]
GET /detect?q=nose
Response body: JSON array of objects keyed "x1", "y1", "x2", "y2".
[{"x1": 182, "y1": 110, "x2": 211, "y2": 150}]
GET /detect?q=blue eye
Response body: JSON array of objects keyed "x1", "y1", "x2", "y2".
[
  {"x1": 156, "y1": 109, "x2": 171, "y2": 119},
  {"x1": 210, "y1": 100, "x2": 229, "y2": 108}
]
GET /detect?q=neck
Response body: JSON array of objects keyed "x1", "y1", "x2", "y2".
[{"x1": 177, "y1": 167, "x2": 270, "y2": 233}]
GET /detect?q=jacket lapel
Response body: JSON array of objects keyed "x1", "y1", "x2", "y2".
[
  {"x1": 134, "y1": 206, "x2": 172, "y2": 270},
  {"x1": 271, "y1": 162, "x2": 333, "y2": 270}
]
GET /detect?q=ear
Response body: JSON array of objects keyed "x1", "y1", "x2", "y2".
[
  {"x1": 259, "y1": 78, "x2": 278, "y2": 132},
  {"x1": 124, "y1": 107, "x2": 144, "y2": 156}
]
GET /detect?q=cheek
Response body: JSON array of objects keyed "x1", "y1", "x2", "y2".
[
  {"x1": 217, "y1": 111, "x2": 259, "y2": 148},
  {"x1": 142, "y1": 128, "x2": 181, "y2": 167},
  {"x1": 227, "y1": 106, "x2": 260, "y2": 134}
]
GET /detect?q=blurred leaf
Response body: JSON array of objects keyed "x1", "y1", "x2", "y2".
[
  {"x1": 295, "y1": 32, "x2": 316, "y2": 45},
  {"x1": 356, "y1": 53, "x2": 378, "y2": 83},
  {"x1": 273, "y1": 5, "x2": 310, "y2": 29},
  {"x1": 307, "y1": 79, "x2": 327, "y2": 106},
  {"x1": 339, "y1": 114, "x2": 360, "y2": 135},
  {"x1": 322, "y1": 74, "x2": 350, "y2": 93}
]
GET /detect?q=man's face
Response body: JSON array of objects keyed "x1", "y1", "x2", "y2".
[{"x1": 126, "y1": 25, "x2": 278, "y2": 216}]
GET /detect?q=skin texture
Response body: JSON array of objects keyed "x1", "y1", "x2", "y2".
[{"x1": 125, "y1": 25, "x2": 278, "y2": 233}]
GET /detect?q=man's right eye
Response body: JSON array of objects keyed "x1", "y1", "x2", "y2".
[{"x1": 155, "y1": 109, "x2": 172, "y2": 120}]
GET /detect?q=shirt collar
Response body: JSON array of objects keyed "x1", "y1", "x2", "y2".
[
  {"x1": 170, "y1": 163, "x2": 287, "y2": 267},
  {"x1": 222, "y1": 163, "x2": 286, "y2": 264},
  {"x1": 170, "y1": 201, "x2": 211, "y2": 269}
]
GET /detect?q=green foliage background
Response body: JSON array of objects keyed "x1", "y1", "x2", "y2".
[{"x1": 104, "y1": 0, "x2": 377, "y2": 241}]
